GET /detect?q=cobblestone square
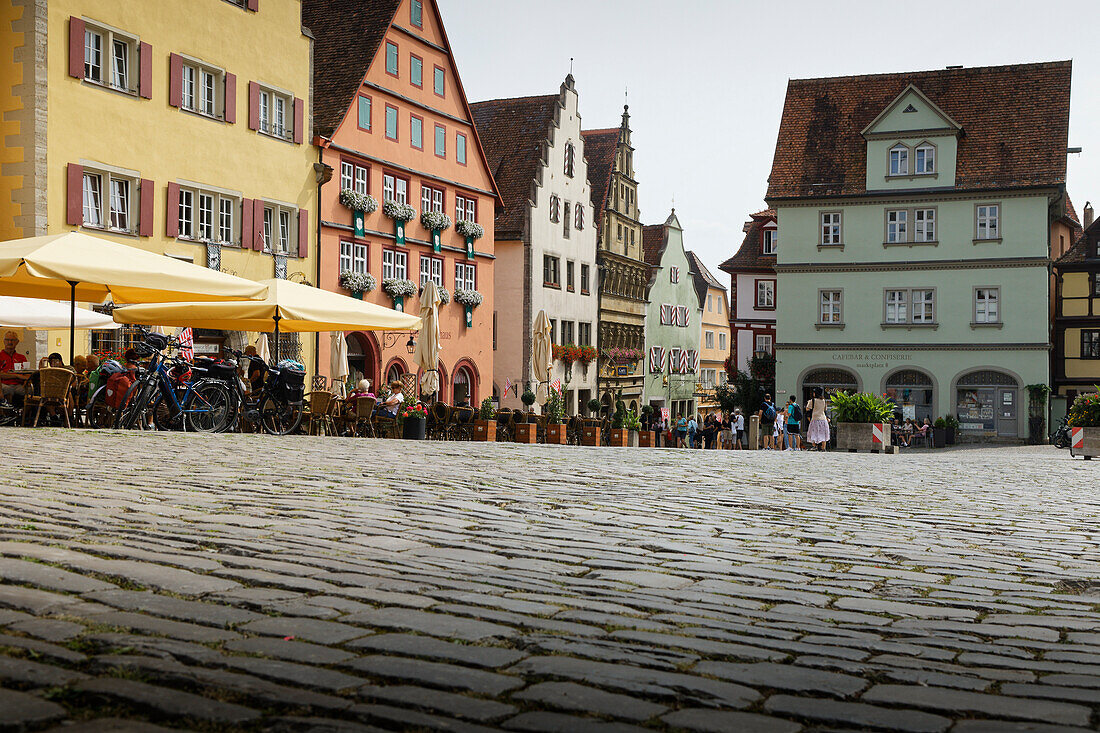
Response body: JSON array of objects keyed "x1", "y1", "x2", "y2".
[{"x1": 0, "y1": 429, "x2": 1098, "y2": 732}]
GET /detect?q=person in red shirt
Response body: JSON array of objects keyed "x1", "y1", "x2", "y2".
[{"x1": 0, "y1": 331, "x2": 29, "y2": 405}]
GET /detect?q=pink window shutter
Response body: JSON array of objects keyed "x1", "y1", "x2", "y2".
[
  {"x1": 241, "y1": 198, "x2": 253, "y2": 250},
  {"x1": 248, "y1": 82, "x2": 260, "y2": 130},
  {"x1": 138, "y1": 42, "x2": 152, "y2": 98},
  {"x1": 297, "y1": 209, "x2": 308, "y2": 258},
  {"x1": 69, "y1": 18, "x2": 85, "y2": 79},
  {"x1": 165, "y1": 182, "x2": 180, "y2": 237},
  {"x1": 252, "y1": 199, "x2": 265, "y2": 251},
  {"x1": 224, "y1": 73, "x2": 236, "y2": 123},
  {"x1": 66, "y1": 164, "x2": 83, "y2": 226},
  {"x1": 293, "y1": 97, "x2": 304, "y2": 144},
  {"x1": 246, "y1": 0, "x2": 258, "y2": 10},
  {"x1": 138, "y1": 179, "x2": 154, "y2": 236},
  {"x1": 168, "y1": 53, "x2": 182, "y2": 107}
]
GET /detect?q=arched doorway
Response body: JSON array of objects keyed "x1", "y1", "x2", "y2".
[
  {"x1": 345, "y1": 332, "x2": 378, "y2": 391},
  {"x1": 800, "y1": 367, "x2": 859, "y2": 406},
  {"x1": 385, "y1": 359, "x2": 407, "y2": 387},
  {"x1": 453, "y1": 365, "x2": 473, "y2": 406},
  {"x1": 883, "y1": 369, "x2": 935, "y2": 423},
  {"x1": 955, "y1": 369, "x2": 1020, "y2": 437}
]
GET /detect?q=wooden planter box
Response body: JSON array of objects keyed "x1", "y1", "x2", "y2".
[
  {"x1": 608, "y1": 428, "x2": 630, "y2": 447},
  {"x1": 836, "y1": 422, "x2": 893, "y2": 453},
  {"x1": 638, "y1": 430, "x2": 657, "y2": 447},
  {"x1": 514, "y1": 422, "x2": 537, "y2": 444},
  {"x1": 473, "y1": 420, "x2": 495, "y2": 442},
  {"x1": 546, "y1": 423, "x2": 568, "y2": 444},
  {"x1": 1071, "y1": 426, "x2": 1100, "y2": 460},
  {"x1": 582, "y1": 425, "x2": 601, "y2": 446}
]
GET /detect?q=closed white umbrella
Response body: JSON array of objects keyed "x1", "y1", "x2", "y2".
[
  {"x1": 532, "y1": 310, "x2": 552, "y2": 405},
  {"x1": 330, "y1": 332, "x2": 349, "y2": 398},
  {"x1": 413, "y1": 281, "x2": 441, "y2": 399},
  {"x1": 255, "y1": 334, "x2": 271, "y2": 364},
  {"x1": 0, "y1": 296, "x2": 118, "y2": 330}
]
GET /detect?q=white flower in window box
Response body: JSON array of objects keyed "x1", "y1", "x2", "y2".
[
  {"x1": 419, "y1": 210, "x2": 452, "y2": 232},
  {"x1": 339, "y1": 189, "x2": 378, "y2": 214},
  {"x1": 339, "y1": 270, "x2": 375, "y2": 295},
  {"x1": 455, "y1": 220, "x2": 484, "y2": 240},
  {"x1": 382, "y1": 200, "x2": 416, "y2": 223},
  {"x1": 381, "y1": 278, "x2": 417, "y2": 298},
  {"x1": 453, "y1": 288, "x2": 483, "y2": 308}
]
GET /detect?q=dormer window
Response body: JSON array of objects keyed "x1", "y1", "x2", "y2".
[
  {"x1": 889, "y1": 144, "x2": 909, "y2": 176},
  {"x1": 762, "y1": 227, "x2": 778, "y2": 255},
  {"x1": 915, "y1": 144, "x2": 936, "y2": 174}
]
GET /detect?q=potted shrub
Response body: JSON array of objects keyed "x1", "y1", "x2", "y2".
[
  {"x1": 473, "y1": 397, "x2": 495, "y2": 442},
  {"x1": 545, "y1": 389, "x2": 568, "y2": 445},
  {"x1": 624, "y1": 409, "x2": 642, "y2": 448},
  {"x1": 515, "y1": 389, "x2": 538, "y2": 443},
  {"x1": 608, "y1": 393, "x2": 630, "y2": 447},
  {"x1": 932, "y1": 417, "x2": 947, "y2": 448},
  {"x1": 587, "y1": 397, "x2": 602, "y2": 417},
  {"x1": 399, "y1": 400, "x2": 427, "y2": 440},
  {"x1": 831, "y1": 391, "x2": 895, "y2": 452},
  {"x1": 1068, "y1": 389, "x2": 1100, "y2": 459},
  {"x1": 638, "y1": 405, "x2": 656, "y2": 447},
  {"x1": 582, "y1": 398, "x2": 602, "y2": 445},
  {"x1": 943, "y1": 414, "x2": 959, "y2": 445}
]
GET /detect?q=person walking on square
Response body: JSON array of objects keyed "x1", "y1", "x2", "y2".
[
  {"x1": 806, "y1": 387, "x2": 830, "y2": 451},
  {"x1": 785, "y1": 395, "x2": 802, "y2": 451},
  {"x1": 758, "y1": 394, "x2": 777, "y2": 450},
  {"x1": 675, "y1": 414, "x2": 688, "y2": 447},
  {"x1": 687, "y1": 414, "x2": 698, "y2": 448},
  {"x1": 734, "y1": 408, "x2": 745, "y2": 450}
]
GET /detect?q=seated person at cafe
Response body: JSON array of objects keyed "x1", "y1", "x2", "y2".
[
  {"x1": 0, "y1": 331, "x2": 28, "y2": 405},
  {"x1": 376, "y1": 380, "x2": 404, "y2": 417},
  {"x1": 47, "y1": 352, "x2": 66, "y2": 369},
  {"x1": 72, "y1": 355, "x2": 88, "y2": 376}
]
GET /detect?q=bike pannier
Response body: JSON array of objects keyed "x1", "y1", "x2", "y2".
[
  {"x1": 272, "y1": 366, "x2": 305, "y2": 403},
  {"x1": 104, "y1": 372, "x2": 134, "y2": 410}
]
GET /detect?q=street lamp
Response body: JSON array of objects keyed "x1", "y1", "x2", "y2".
[{"x1": 405, "y1": 335, "x2": 416, "y2": 354}]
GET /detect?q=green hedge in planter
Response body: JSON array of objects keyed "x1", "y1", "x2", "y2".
[{"x1": 830, "y1": 391, "x2": 894, "y2": 423}]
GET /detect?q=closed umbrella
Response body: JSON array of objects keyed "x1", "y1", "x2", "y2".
[
  {"x1": 0, "y1": 296, "x2": 118, "y2": 330},
  {"x1": 413, "y1": 281, "x2": 441, "y2": 399},
  {"x1": 329, "y1": 332, "x2": 349, "y2": 398},
  {"x1": 255, "y1": 334, "x2": 271, "y2": 364},
  {"x1": 0, "y1": 232, "x2": 266, "y2": 363},
  {"x1": 532, "y1": 310, "x2": 552, "y2": 405},
  {"x1": 113, "y1": 278, "x2": 420, "y2": 361}
]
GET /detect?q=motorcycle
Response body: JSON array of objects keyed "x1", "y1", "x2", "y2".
[{"x1": 1050, "y1": 415, "x2": 1071, "y2": 449}]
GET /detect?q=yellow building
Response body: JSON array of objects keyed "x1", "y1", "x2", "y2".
[
  {"x1": 686, "y1": 251, "x2": 730, "y2": 417},
  {"x1": 1053, "y1": 204, "x2": 1099, "y2": 403},
  {"x1": 3, "y1": 0, "x2": 316, "y2": 367}
]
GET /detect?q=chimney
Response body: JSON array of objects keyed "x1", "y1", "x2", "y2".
[{"x1": 1085, "y1": 201, "x2": 1094, "y2": 229}]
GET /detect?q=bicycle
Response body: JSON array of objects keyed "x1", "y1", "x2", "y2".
[
  {"x1": 116, "y1": 330, "x2": 232, "y2": 433},
  {"x1": 223, "y1": 347, "x2": 305, "y2": 435}
]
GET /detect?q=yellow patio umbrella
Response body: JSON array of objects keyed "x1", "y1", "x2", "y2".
[
  {"x1": 113, "y1": 278, "x2": 421, "y2": 362},
  {"x1": 413, "y1": 281, "x2": 441, "y2": 398},
  {"x1": 0, "y1": 232, "x2": 267, "y2": 362},
  {"x1": 532, "y1": 310, "x2": 553, "y2": 405}
]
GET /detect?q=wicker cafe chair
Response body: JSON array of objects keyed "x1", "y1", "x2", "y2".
[
  {"x1": 427, "y1": 401, "x2": 451, "y2": 440},
  {"x1": 494, "y1": 408, "x2": 513, "y2": 441},
  {"x1": 600, "y1": 416, "x2": 612, "y2": 446},
  {"x1": 344, "y1": 396, "x2": 376, "y2": 437},
  {"x1": 23, "y1": 368, "x2": 75, "y2": 428},
  {"x1": 449, "y1": 406, "x2": 474, "y2": 440},
  {"x1": 567, "y1": 415, "x2": 582, "y2": 445},
  {"x1": 536, "y1": 413, "x2": 549, "y2": 443},
  {"x1": 304, "y1": 391, "x2": 337, "y2": 436}
]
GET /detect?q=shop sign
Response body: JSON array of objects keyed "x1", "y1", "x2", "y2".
[{"x1": 831, "y1": 351, "x2": 914, "y2": 370}]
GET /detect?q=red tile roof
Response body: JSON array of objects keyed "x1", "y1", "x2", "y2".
[
  {"x1": 767, "y1": 61, "x2": 1072, "y2": 200},
  {"x1": 302, "y1": 0, "x2": 402, "y2": 139},
  {"x1": 470, "y1": 94, "x2": 560, "y2": 241},
  {"x1": 1056, "y1": 217, "x2": 1100, "y2": 266},
  {"x1": 580, "y1": 129, "x2": 619, "y2": 237},
  {"x1": 641, "y1": 223, "x2": 666, "y2": 268},
  {"x1": 686, "y1": 251, "x2": 726, "y2": 310},
  {"x1": 719, "y1": 210, "x2": 777, "y2": 274}
]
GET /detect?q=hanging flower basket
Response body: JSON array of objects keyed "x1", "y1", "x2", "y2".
[
  {"x1": 383, "y1": 200, "x2": 416, "y2": 222},
  {"x1": 339, "y1": 189, "x2": 378, "y2": 214},
  {"x1": 553, "y1": 343, "x2": 582, "y2": 365},
  {"x1": 577, "y1": 345, "x2": 598, "y2": 365},
  {"x1": 455, "y1": 220, "x2": 484, "y2": 240},
  {"x1": 420, "y1": 211, "x2": 452, "y2": 232},
  {"x1": 453, "y1": 288, "x2": 483, "y2": 308},
  {"x1": 339, "y1": 270, "x2": 375, "y2": 296},
  {"x1": 382, "y1": 278, "x2": 417, "y2": 312}
]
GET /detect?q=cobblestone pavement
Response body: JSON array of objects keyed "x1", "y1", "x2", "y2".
[{"x1": 0, "y1": 429, "x2": 1098, "y2": 732}]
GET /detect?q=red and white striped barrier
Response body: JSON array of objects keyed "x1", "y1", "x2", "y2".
[
  {"x1": 871, "y1": 422, "x2": 888, "y2": 445},
  {"x1": 1071, "y1": 427, "x2": 1085, "y2": 451}
]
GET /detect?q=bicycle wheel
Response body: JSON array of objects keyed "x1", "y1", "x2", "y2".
[
  {"x1": 187, "y1": 379, "x2": 232, "y2": 433},
  {"x1": 259, "y1": 394, "x2": 303, "y2": 435},
  {"x1": 85, "y1": 387, "x2": 113, "y2": 428},
  {"x1": 151, "y1": 394, "x2": 183, "y2": 431},
  {"x1": 117, "y1": 378, "x2": 156, "y2": 430}
]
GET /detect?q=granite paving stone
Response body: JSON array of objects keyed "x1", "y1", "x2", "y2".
[
  {"x1": 763, "y1": 694, "x2": 951, "y2": 732},
  {"x1": 660, "y1": 708, "x2": 803, "y2": 733},
  {"x1": 510, "y1": 681, "x2": 668, "y2": 722},
  {"x1": 342, "y1": 606, "x2": 517, "y2": 641},
  {"x1": 0, "y1": 688, "x2": 67, "y2": 729},
  {"x1": 344, "y1": 632, "x2": 526, "y2": 668},
  {"x1": 74, "y1": 677, "x2": 260, "y2": 724},
  {"x1": 693, "y1": 660, "x2": 868, "y2": 697},
  {"x1": 357, "y1": 683, "x2": 517, "y2": 722},
  {"x1": 861, "y1": 684, "x2": 1093, "y2": 726},
  {"x1": 346, "y1": 654, "x2": 524, "y2": 695}
]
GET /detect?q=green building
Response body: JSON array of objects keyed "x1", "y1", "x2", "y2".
[
  {"x1": 769, "y1": 62, "x2": 1072, "y2": 439},
  {"x1": 642, "y1": 211, "x2": 703, "y2": 418}
]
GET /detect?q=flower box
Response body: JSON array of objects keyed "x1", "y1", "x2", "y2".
[
  {"x1": 608, "y1": 428, "x2": 630, "y2": 447},
  {"x1": 836, "y1": 422, "x2": 893, "y2": 453},
  {"x1": 1071, "y1": 427, "x2": 1100, "y2": 460},
  {"x1": 546, "y1": 423, "x2": 568, "y2": 445},
  {"x1": 402, "y1": 416, "x2": 426, "y2": 440},
  {"x1": 582, "y1": 425, "x2": 601, "y2": 446},
  {"x1": 473, "y1": 419, "x2": 495, "y2": 442},
  {"x1": 514, "y1": 422, "x2": 537, "y2": 444},
  {"x1": 638, "y1": 430, "x2": 657, "y2": 448}
]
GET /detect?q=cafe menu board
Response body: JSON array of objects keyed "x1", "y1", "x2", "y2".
[{"x1": 957, "y1": 389, "x2": 996, "y2": 431}]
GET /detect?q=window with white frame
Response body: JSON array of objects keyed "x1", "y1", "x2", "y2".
[
  {"x1": 382, "y1": 249, "x2": 407, "y2": 280},
  {"x1": 912, "y1": 289, "x2": 934, "y2": 323},
  {"x1": 820, "y1": 290, "x2": 842, "y2": 324},
  {"x1": 455, "y1": 194, "x2": 476, "y2": 223},
  {"x1": 420, "y1": 184, "x2": 443, "y2": 214},
  {"x1": 178, "y1": 185, "x2": 239, "y2": 244},
  {"x1": 914, "y1": 209, "x2": 936, "y2": 242},
  {"x1": 340, "y1": 241, "x2": 367, "y2": 274},
  {"x1": 276, "y1": 208, "x2": 291, "y2": 253},
  {"x1": 762, "y1": 227, "x2": 778, "y2": 254},
  {"x1": 81, "y1": 167, "x2": 137, "y2": 233},
  {"x1": 180, "y1": 59, "x2": 224, "y2": 119},
  {"x1": 578, "y1": 322, "x2": 592, "y2": 346},
  {"x1": 1083, "y1": 330, "x2": 1100, "y2": 359},
  {"x1": 756, "y1": 280, "x2": 775, "y2": 309},
  {"x1": 258, "y1": 86, "x2": 292, "y2": 140},
  {"x1": 915, "y1": 144, "x2": 935, "y2": 174},
  {"x1": 889, "y1": 144, "x2": 909, "y2": 175},
  {"x1": 885, "y1": 290, "x2": 908, "y2": 324},
  {"x1": 976, "y1": 204, "x2": 1000, "y2": 240},
  {"x1": 974, "y1": 288, "x2": 999, "y2": 324},
  {"x1": 719, "y1": 332, "x2": 726, "y2": 350},
  {"x1": 341, "y1": 162, "x2": 368, "y2": 195},
  {"x1": 886, "y1": 209, "x2": 908, "y2": 243},
  {"x1": 561, "y1": 320, "x2": 574, "y2": 344},
  {"x1": 821, "y1": 212, "x2": 842, "y2": 245},
  {"x1": 455, "y1": 262, "x2": 476, "y2": 291},
  {"x1": 885, "y1": 288, "x2": 935, "y2": 324},
  {"x1": 544, "y1": 255, "x2": 560, "y2": 287},
  {"x1": 705, "y1": 331, "x2": 714, "y2": 349},
  {"x1": 84, "y1": 23, "x2": 137, "y2": 93},
  {"x1": 580, "y1": 263, "x2": 590, "y2": 294},
  {"x1": 419, "y1": 255, "x2": 443, "y2": 289},
  {"x1": 382, "y1": 173, "x2": 407, "y2": 204},
  {"x1": 259, "y1": 203, "x2": 295, "y2": 254},
  {"x1": 755, "y1": 334, "x2": 773, "y2": 355}
]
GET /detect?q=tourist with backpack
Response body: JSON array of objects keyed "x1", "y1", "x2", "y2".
[
  {"x1": 785, "y1": 395, "x2": 802, "y2": 451},
  {"x1": 758, "y1": 393, "x2": 777, "y2": 450}
]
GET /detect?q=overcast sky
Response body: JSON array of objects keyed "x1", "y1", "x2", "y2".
[{"x1": 442, "y1": 0, "x2": 1098, "y2": 284}]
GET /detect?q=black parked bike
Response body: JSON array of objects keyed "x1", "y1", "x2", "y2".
[
  {"x1": 223, "y1": 348, "x2": 305, "y2": 435},
  {"x1": 1051, "y1": 415, "x2": 1071, "y2": 449}
]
